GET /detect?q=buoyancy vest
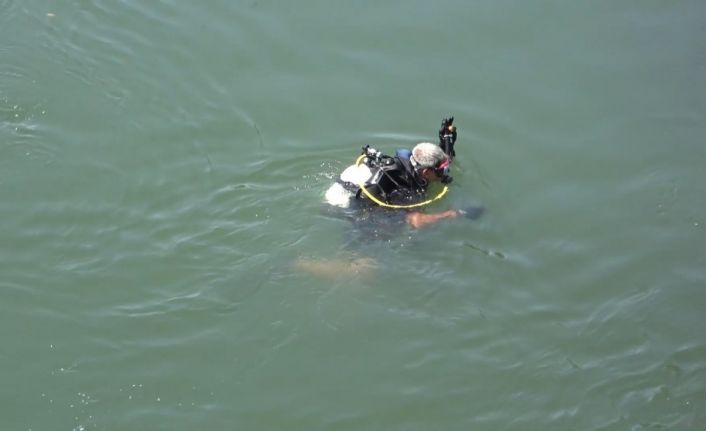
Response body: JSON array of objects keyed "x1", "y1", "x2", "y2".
[{"x1": 355, "y1": 154, "x2": 427, "y2": 204}]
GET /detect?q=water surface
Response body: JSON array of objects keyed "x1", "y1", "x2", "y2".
[{"x1": 1, "y1": 1, "x2": 705, "y2": 430}]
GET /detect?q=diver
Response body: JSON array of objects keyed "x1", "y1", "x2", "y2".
[
  {"x1": 296, "y1": 117, "x2": 482, "y2": 277},
  {"x1": 324, "y1": 117, "x2": 482, "y2": 229}
]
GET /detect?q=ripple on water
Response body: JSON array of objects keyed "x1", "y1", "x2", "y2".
[
  {"x1": 0, "y1": 95, "x2": 54, "y2": 164},
  {"x1": 0, "y1": 0, "x2": 19, "y2": 26}
]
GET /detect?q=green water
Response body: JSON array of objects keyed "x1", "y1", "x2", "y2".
[{"x1": 2, "y1": 1, "x2": 705, "y2": 429}]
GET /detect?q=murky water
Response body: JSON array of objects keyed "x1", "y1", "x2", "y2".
[{"x1": 1, "y1": 1, "x2": 705, "y2": 429}]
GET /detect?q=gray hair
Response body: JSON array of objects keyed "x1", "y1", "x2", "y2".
[{"x1": 411, "y1": 142, "x2": 446, "y2": 168}]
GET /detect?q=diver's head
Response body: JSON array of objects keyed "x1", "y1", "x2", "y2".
[{"x1": 411, "y1": 142, "x2": 452, "y2": 183}]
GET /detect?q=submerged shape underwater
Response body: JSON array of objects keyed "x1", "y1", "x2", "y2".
[{"x1": 1, "y1": 1, "x2": 705, "y2": 430}]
